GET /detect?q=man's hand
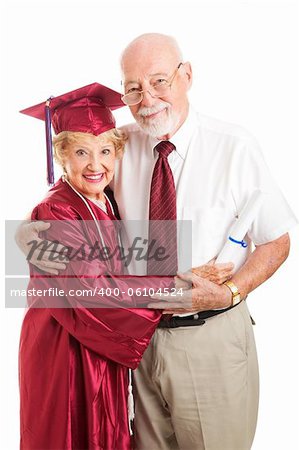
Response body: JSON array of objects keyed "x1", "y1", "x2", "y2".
[
  {"x1": 15, "y1": 221, "x2": 68, "y2": 275},
  {"x1": 149, "y1": 271, "x2": 231, "y2": 314},
  {"x1": 149, "y1": 233, "x2": 291, "y2": 315}
]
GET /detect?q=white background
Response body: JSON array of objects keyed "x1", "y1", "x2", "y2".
[{"x1": 1, "y1": 0, "x2": 298, "y2": 449}]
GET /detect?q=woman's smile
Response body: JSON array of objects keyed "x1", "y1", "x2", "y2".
[{"x1": 82, "y1": 172, "x2": 105, "y2": 183}]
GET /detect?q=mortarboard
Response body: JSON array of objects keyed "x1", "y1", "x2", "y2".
[{"x1": 20, "y1": 82, "x2": 125, "y2": 185}]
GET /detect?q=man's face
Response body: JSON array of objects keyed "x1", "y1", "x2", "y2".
[{"x1": 122, "y1": 53, "x2": 192, "y2": 139}]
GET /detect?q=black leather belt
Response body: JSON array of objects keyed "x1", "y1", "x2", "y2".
[{"x1": 158, "y1": 304, "x2": 238, "y2": 328}]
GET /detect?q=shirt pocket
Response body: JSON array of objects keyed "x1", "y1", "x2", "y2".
[{"x1": 181, "y1": 206, "x2": 236, "y2": 265}]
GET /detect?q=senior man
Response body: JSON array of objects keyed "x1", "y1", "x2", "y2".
[
  {"x1": 18, "y1": 33, "x2": 296, "y2": 450},
  {"x1": 112, "y1": 33, "x2": 296, "y2": 450}
]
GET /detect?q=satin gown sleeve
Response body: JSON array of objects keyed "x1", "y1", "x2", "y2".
[{"x1": 29, "y1": 201, "x2": 171, "y2": 369}]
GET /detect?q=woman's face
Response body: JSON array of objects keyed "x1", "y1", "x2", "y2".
[{"x1": 63, "y1": 133, "x2": 116, "y2": 201}]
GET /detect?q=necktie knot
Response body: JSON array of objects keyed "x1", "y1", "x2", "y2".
[{"x1": 155, "y1": 141, "x2": 176, "y2": 158}]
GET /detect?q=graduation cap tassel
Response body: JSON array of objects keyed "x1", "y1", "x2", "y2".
[{"x1": 45, "y1": 97, "x2": 54, "y2": 186}]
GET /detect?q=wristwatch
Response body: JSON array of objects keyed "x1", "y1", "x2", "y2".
[{"x1": 223, "y1": 281, "x2": 242, "y2": 306}]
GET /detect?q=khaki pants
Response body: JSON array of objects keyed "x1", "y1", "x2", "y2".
[{"x1": 133, "y1": 301, "x2": 259, "y2": 450}]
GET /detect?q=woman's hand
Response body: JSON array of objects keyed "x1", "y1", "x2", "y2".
[{"x1": 174, "y1": 275, "x2": 191, "y2": 290}]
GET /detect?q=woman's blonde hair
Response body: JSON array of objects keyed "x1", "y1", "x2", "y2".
[{"x1": 53, "y1": 129, "x2": 127, "y2": 167}]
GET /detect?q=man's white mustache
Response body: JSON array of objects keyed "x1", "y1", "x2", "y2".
[{"x1": 138, "y1": 102, "x2": 170, "y2": 118}]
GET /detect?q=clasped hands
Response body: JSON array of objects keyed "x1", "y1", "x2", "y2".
[{"x1": 148, "y1": 262, "x2": 234, "y2": 314}]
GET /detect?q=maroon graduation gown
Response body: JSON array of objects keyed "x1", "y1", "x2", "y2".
[{"x1": 19, "y1": 179, "x2": 167, "y2": 450}]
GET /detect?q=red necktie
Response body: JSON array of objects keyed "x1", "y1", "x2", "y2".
[{"x1": 147, "y1": 141, "x2": 178, "y2": 276}]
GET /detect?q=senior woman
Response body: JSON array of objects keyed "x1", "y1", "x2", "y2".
[{"x1": 19, "y1": 83, "x2": 174, "y2": 450}]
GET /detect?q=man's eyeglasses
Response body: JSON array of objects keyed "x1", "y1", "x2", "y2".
[{"x1": 121, "y1": 63, "x2": 183, "y2": 106}]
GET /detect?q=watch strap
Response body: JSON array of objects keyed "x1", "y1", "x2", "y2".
[{"x1": 223, "y1": 280, "x2": 242, "y2": 306}]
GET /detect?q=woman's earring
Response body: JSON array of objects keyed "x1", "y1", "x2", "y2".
[{"x1": 62, "y1": 168, "x2": 67, "y2": 182}]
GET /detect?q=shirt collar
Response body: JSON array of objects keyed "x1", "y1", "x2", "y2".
[{"x1": 150, "y1": 106, "x2": 198, "y2": 160}]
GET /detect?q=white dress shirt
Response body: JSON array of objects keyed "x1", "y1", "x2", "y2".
[{"x1": 112, "y1": 107, "x2": 297, "y2": 275}]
